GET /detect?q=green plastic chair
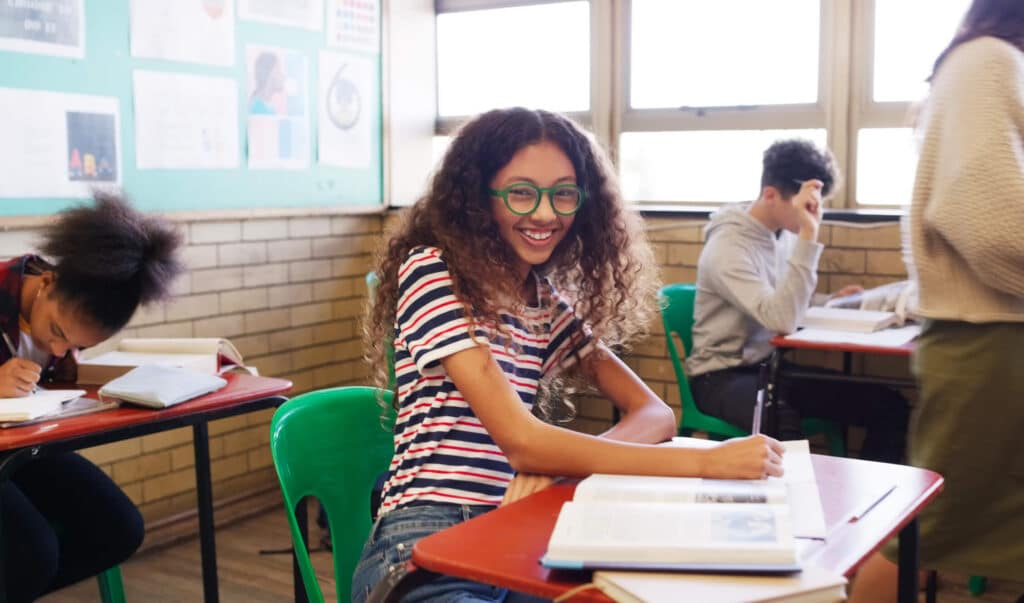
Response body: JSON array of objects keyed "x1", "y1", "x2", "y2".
[
  {"x1": 97, "y1": 566, "x2": 126, "y2": 603},
  {"x1": 366, "y1": 272, "x2": 396, "y2": 390},
  {"x1": 270, "y1": 386, "x2": 395, "y2": 603},
  {"x1": 659, "y1": 283, "x2": 846, "y2": 456}
]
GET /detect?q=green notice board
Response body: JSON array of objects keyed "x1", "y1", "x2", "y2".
[{"x1": 0, "y1": 1, "x2": 382, "y2": 216}]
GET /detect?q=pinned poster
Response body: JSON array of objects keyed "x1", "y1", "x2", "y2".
[
  {"x1": 326, "y1": 0, "x2": 379, "y2": 54},
  {"x1": 246, "y1": 46, "x2": 310, "y2": 169},
  {"x1": 0, "y1": 88, "x2": 119, "y2": 198},
  {"x1": 130, "y1": 0, "x2": 235, "y2": 66},
  {"x1": 0, "y1": 0, "x2": 84, "y2": 58},
  {"x1": 318, "y1": 51, "x2": 373, "y2": 169},
  {"x1": 239, "y1": 0, "x2": 323, "y2": 31},
  {"x1": 133, "y1": 70, "x2": 239, "y2": 170}
]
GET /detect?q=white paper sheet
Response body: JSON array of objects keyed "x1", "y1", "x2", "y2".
[
  {"x1": 784, "y1": 324, "x2": 921, "y2": 347},
  {"x1": 239, "y1": 0, "x2": 323, "y2": 30},
  {"x1": 130, "y1": 0, "x2": 235, "y2": 66},
  {"x1": 668, "y1": 438, "x2": 828, "y2": 539},
  {"x1": 318, "y1": 51, "x2": 373, "y2": 168},
  {"x1": 0, "y1": 0, "x2": 84, "y2": 58},
  {"x1": 246, "y1": 46, "x2": 310, "y2": 169},
  {"x1": 326, "y1": 0, "x2": 379, "y2": 53},
  {"x1": 133, "y1": 71, "x2": 239, "y2": 170},
  {"x1": 0, "y1": 88, "x2": 120, "y2": 198}
]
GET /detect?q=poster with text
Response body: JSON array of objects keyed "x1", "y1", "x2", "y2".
[
  {"x1": 326, "y1": 0, "x2": 379, "y2": 54},
  {"x1": 246, "y1": 46, "x2": 310, "y2": 169},
  {"x1": 239, "y1": 0, "x2": 322, "y2": 30},
  {"x1": 0, "y1": 0, "x2": 83, "y2": 58},
  {"x1": 318, "y1": 51, "x2": 373, "y2": 169},
  {"x1": 133, "y1": 70, "x2": 239, "y2": 169},
  {"x1": 130, "y1": 0, "x2": 235, "y2": 66},
  {"x1": 0, "y1": 88, "x2": 119, "y2": 198}
]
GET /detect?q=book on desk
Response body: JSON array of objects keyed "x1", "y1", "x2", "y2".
[{"x1": 76, "y1": 337, "x2": 253, "y2": 385}]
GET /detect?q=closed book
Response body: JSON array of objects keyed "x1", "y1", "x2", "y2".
[
  {"x1": 77, "y1": 338, "x2": 248, "y2": 385},
  {"x1": 799, "y1": 307, "x2": 900, "y2": 334},
  {"x1": 593, "y1": 565, "x2": 847, "y2": 603},
  {"x1": 98, "y1": 365, "x2": 227, "y2": 409}
]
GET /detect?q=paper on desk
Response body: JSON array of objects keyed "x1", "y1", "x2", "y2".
[
  {"x1": 668, "y1": 438, "x2": 827, "y2": 539},
  {"x1": 0, "y1": 389, "x2": 85, "y2": 422},
  {"x1": 784, "y1": 324, "x2": 921, "y2": 347}
]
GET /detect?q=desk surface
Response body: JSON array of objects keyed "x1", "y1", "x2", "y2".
[
  {"x1": 0, "y1": 373, "x2": 292, "y2": 451},
  {"x1": 770, "y1": 334, "x2": 914, "y2": 356},
  {"x1": 412, "y1": 455, "x2": 943, "y2": 601}
]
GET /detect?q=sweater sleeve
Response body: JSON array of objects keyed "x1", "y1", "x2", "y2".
[
  {"x1": 702, "y1": 233, "x2": 823, "y2": 334},
  {"x1": 924, "y1": 39, "x2": 1024, "y2": 297}
]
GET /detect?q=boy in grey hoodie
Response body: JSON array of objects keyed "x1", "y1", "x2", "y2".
[{"x1": 686, "y1": 139, "x2": 907, "y2": 463}]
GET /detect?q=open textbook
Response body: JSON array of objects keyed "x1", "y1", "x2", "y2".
[
  {"x1": 593, "y1": 564, "x2": 847, "y2": 603},
  {"x1": 542, "y1": 440, "x2": 825, "y2": 573},
  {"x1": 77, "y1": 338, "x2": 253, "y2": 385},
  {"x1": 0, "y1": 389, "x2": 86, "y2": 422}
]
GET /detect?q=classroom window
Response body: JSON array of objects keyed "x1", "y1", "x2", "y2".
[{"x1": 435, "y1": 1, "x2": 590, "y2": 119}]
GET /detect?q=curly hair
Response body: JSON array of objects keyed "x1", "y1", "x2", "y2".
[
  {"x1": 760, "y1": 138, "x2": 840, "y2": 200},
  {"x1": 365, "y1": 108, "x2": 659, "y2": 417},
  {"x1": 39, "y1": 190, "x2": 183, "y2": 333}
]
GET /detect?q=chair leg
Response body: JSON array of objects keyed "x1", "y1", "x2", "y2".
[
  {"x1": 924, "y1": 570, "x2": 937, "y2": 603},
  {"x1": 968, "y1": 575, "x2": 987, "y2": 596},
  {"x1": 97, "y1": 566, "x2": 127, "y2": 603}
]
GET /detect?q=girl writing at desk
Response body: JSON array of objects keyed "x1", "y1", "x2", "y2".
[
  {"x1": 0, "y1": 192, "x2": 182, "y2": 603},
  {"x1": 354, "y1": 107, "x2": 784, "y2": 602}
]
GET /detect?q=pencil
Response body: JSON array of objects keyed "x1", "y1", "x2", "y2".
[{"x1": 1, "y1": 330, "x2": 39, "y2": 394}]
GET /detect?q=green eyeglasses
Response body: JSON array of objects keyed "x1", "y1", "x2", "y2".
[{"x1": 489, "y1": 182, "x2": 586, "y2": 216}]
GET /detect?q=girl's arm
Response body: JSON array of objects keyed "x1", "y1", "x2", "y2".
[
  {"x1": 579, "y1": 344, "x2": 675, "y2": 444},
  {"x1": 442, "y1": 345, "x2": 783, "y2": 480}
]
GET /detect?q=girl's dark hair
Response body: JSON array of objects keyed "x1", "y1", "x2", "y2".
[
  {"x1": 930, "y1": 0, "x2": 1024, "y2": 80},
  {"x1": 39, "y1": 191, "x2": 183, "y2": 333},
  {"x1": 366, "y1": 108, "x2": 659, "y2": 417}
]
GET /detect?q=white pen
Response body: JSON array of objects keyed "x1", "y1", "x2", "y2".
[
  {"x1": 752, "y1": 361, "x2": 768, "y2": 435},
  {"x1": 1, "y1": 330, "x2": 40, "y2": 394}
]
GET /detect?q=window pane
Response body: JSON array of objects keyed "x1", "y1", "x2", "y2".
[
  {"x1": 856, "y1": 128, "x2": 917, "y2": 206},
  {"x1": 630, "y1": 0, "x2": 819, "y2": 109},
  {"x1": 620, "y1": 129, "x2": 827, "y2": 202},
  {"x1": 436, "y1": 2, "x2": 590, "y2": 117},
  {"x1": 873, "y1": 0, "x2": 970, "y2": 102}
]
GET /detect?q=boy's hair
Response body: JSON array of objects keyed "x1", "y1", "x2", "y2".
[
  {"x1": 39, "y1": 190, "x2": 183, "y2": 333},
  {"x1": 760, "y1": 139, "x2": 840, "y2": 200},
  {"x1": 366, "y1": 108, "x2": 659, "y2": 417}
]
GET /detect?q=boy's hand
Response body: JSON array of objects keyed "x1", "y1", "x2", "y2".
[
  {"x1": 0, "y1": 358, "x2": 42, "y2": 397},
  {"x1": 831, "y1": 284, "x2": 864, "y2": 299},
  {"x1": 701, "y1": 435, "x2": 785, "y2": 479},
  {"x1": 794, "y1": 179, "x2": 824, "y2": 241}
]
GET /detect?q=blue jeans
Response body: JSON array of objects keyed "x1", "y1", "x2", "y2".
[{"x1": 351, "y1": 503, "x2": 549, "y2": 603}]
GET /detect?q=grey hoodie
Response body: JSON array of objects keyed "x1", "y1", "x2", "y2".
[{"x1": 685, "y1": 203, "x2": 823, "y2": 378}]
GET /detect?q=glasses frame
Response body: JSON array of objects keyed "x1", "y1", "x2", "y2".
[{"x1": 489, "y1": 182, "x2": 586, "y2": 216}]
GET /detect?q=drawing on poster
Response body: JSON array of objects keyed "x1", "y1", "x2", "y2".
[
  {"x1": 246, "y1": 46, "x2": 310, "y2": 169},
  {"x1": 67, "y1": 112, "x2": 118, "y2": 182}
]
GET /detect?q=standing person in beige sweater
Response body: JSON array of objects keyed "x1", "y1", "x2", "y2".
[{"x1": 851, "y1": 1, "x2": 1024, "y2": 601}]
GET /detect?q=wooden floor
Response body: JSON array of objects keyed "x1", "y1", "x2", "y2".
[{"x1": 40, "y1": 504, "x2": 1023, "y2": 602}]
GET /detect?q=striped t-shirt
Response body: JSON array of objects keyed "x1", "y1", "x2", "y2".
[{"x1": 378, "y1": 246, "x2": 594, "y2": 514}]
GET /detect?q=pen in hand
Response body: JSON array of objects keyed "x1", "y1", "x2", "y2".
[
  {"x1": 1, "y1": 330, "x2": 40, "y2": 395},
  {"x1": 752, "y1": 361, "x2": 768, "y2": 436}
]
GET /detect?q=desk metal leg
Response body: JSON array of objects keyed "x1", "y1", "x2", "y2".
[
  {"x1": 193, "y1": 422, "x2": 219, "y2": 603},
  {"x1": 897, "y1": 518, "x2": 920, "y2": 603},
  {"x1": 294, "y1": 499, "x2": 309, "y2": 603}
]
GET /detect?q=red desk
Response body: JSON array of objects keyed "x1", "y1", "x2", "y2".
[
  {"x1": 413, "y1": 455, "x2": 943, "y2": 603},
  {"x1": 0, "y1": 373, "x2": 292, "y2": 603}
]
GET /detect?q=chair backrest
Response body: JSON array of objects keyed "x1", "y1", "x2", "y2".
[
  {"x1": 659, "y1": 283, "x2": 745, "y2": 439},
  {"x1": 366, "y1": 271, "x2": 396, "y2": 389},
  {"x1": 270, "y1": 386, "x2": 395, "y2": 603}
]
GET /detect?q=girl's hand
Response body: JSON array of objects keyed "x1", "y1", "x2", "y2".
[
  {"x1": 701, "y1": 435, "x2": 785, "y2": 479},
  {"x1": 0, "y1": 358, "x2": 43, "y2": 397},
  {"x1": 501, "y1": 473, "x2": 556, "y2": 506}
]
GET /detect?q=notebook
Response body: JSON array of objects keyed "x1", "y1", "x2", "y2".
[
  {"x1": 0, "y1": 389, "x2": 86, "y2": 422},
  {"x1": 98, "y1": 365, "x2": 227, "y2": 409}
]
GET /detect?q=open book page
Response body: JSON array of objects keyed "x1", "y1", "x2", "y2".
[
  {"x1": 78, "y1": 337, "x2": 252, "y2": 384},
  {"x1": 575, "y1": 475, "x2": 787, "y2": 505},
  {"x1": 116, "y1": 338, "x2": 243, "y2": 364},
  {"x1": 0, "y1": 389, "x2": 86, "y2": 422},
  {"x1": 784, "y1": 324, "x2": 921, "y2": 348},
  {"x1": 824, "y1": 280, "x2": 917, "y2": 324},
  {"x1": 1, "y1": 396, "x2": 118, "y2": 428},
  {"x1": 800, "y1": 307, "x2": 902, "y2": 333},
  {"x1": 594, "y1": 564, "x2": 847, "y2": 603},
  {"x1": 544, "y1": 501, "x2": 797, "y2": 571},
  {"x1": 667, "y1": 438, "x2": 827, "y2": 539}
]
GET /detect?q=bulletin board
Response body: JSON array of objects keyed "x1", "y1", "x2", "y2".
[{"x1": 0, "y1": 0, "x2": 383, "y2": 217}]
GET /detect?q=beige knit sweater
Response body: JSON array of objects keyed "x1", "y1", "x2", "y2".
[{"x1": 906, "y1": 36, "x2": 1024, "y2": 323}]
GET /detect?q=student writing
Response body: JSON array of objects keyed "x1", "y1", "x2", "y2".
[
  {"x1": 0, "y1": 192, "x2": 183, "y2": 603},
  {"x1": 353, "y1": 107, "x2": 784, "y2": 602}
]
